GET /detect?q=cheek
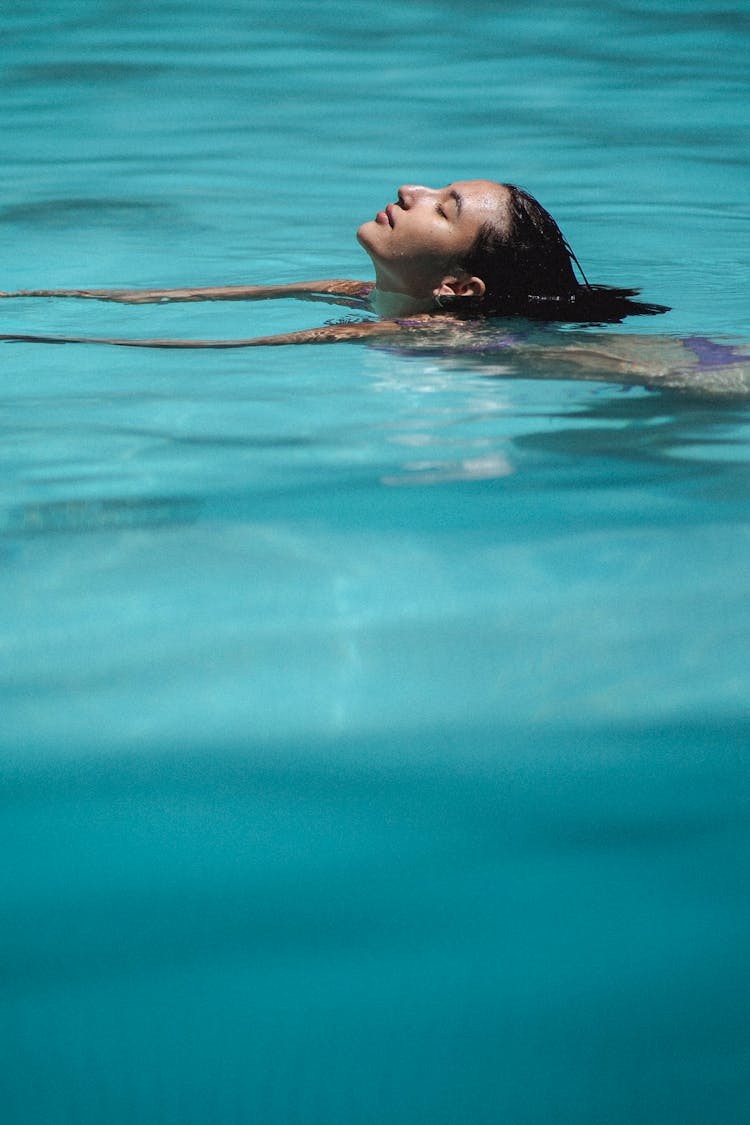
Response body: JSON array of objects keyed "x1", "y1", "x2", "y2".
[{"x1": 396, "y1": 224, "x2": 443, "y2": 262}]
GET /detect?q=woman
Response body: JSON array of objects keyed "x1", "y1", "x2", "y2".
[
  {"x1": 1, "y1": 180, "x2": 748, "y2": 393},
  {"x1": 0, "y1": 180, "x2": 664, "y2": 345}
]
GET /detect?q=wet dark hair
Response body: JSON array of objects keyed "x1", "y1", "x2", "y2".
[{"x1": 454, "y1": 184, "x2": 669, "y2": 324}]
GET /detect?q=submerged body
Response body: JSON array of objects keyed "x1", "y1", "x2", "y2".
[
  {"x1": 1, "y1": 279, "x2": 748, "y2": 395},
  {"x1": 1, "y1": 179, "x2": 748, "y2": 393}
]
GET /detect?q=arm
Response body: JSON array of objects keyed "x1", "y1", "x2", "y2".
[
  {"x1": 0, "y1": 318, "x2": 405, "y2": 349},
  {"x1": 0, "y1": 278, "x2": 374, "y2": 307}
]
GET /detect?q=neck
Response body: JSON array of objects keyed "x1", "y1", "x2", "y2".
[{"x1": 370, "y1": 286, "x2": 436, "y2": 319}]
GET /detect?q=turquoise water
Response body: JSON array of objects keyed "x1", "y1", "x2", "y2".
[{"x1": 2, "y1": 2, "x2": 750, "y2": 1121}]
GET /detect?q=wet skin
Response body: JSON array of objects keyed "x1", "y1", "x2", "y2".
[{"x1": 356, "y1": 180, "x2": 510, "y2": 305}]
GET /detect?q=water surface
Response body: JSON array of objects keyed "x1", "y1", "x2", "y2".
[{"x1": 2, "y1": 2, "x2": 750, "y2": 1122}]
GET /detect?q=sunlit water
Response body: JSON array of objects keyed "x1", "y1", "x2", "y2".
[{"x1": 2, "y1": 2, "x2": 750, "y2": 1122}]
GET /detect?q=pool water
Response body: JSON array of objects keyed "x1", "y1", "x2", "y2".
[{"x1": 2, "y1": 2, "x2": 750, "y2": 1122}]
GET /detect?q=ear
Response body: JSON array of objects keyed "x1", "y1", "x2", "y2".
[{"x1": 434, "y1": 274, "x2": 486, "y2": 301}]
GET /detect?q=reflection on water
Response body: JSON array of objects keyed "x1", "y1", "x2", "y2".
[{"x1": 382, "y1": 452, "x2": 513, "y2": 486}]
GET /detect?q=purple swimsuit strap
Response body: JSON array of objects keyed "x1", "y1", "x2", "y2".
[{"x1": 683, "y1": 336, "x2": 745, "y2": 369}]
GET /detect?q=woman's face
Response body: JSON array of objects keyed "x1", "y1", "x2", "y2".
[{"x1": 357, "y1": 180, "x2": 510, "y2": 297}]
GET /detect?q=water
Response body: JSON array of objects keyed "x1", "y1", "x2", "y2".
[{"x1": 2, "y1": 2, "x2": 750, "y2": 1122}]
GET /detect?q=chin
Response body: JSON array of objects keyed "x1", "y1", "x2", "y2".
[{"x1": 356, "y1": 221, "x2": 374, "y2": 249}]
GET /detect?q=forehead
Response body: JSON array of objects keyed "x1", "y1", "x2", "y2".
[{"x1": 450, "y1": 180, "x2": 510, "y2": 215}]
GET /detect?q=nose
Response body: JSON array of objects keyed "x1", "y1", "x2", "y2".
[{"x1": 397, "y1": 184, "x2": 433, "y2": 208}]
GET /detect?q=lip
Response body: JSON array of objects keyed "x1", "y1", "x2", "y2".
[{"x1": 375, "y1": 204, "x2": 397, "y2": 228}]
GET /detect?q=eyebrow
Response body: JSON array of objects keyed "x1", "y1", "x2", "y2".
[{"x1": 450, "y1": 189, "x2": 463, "y2": 217}]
